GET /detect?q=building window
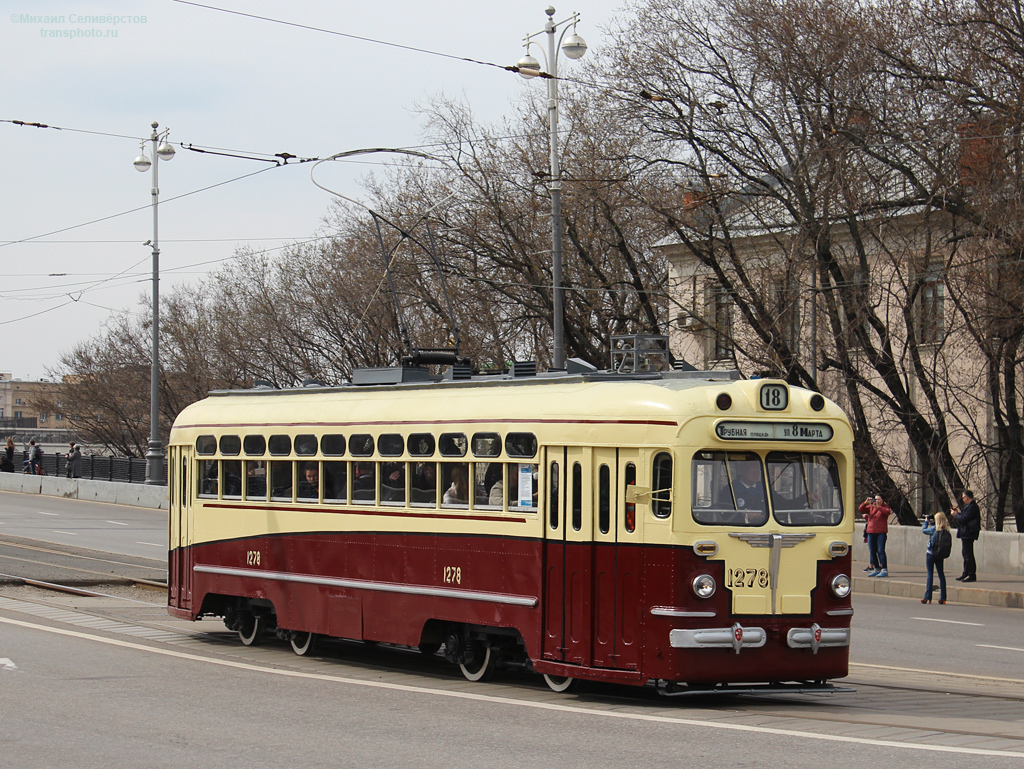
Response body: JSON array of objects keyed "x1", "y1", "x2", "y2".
[
  {"x1": 710, "y1": 285, "x2": 733, "y2": 361},
  {"x1": 773, "y1": 276, "x2": 801, "y2": 352},
  {"x1": 919, "y1": 268, "x2": 945, "y2": 345}
]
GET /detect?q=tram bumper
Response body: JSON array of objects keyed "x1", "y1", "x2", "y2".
[
  {"x1": 669, "y1": 623, "x2": 766, "y2": 653},
  {"x1": 786, "y1": 623, "x2": 851, "y2": 654}
]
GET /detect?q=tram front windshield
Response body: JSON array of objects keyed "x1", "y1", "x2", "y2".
[{"x1": 692, "y1": 450, "x2": 843, "y2": 526}]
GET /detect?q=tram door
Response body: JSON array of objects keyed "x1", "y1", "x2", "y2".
[
  {"x1": 542, "y1": 446, "x2": 593, "y2": 666},
  {"x1": 543, "y1": 446, "x2": 641, "y2": 670},
  {"x1": 169, "y1": 447, "x2": 193, "y2": 610},
  {"x1": 590, "y1": 448, "x2": 642, "y2": 671}
]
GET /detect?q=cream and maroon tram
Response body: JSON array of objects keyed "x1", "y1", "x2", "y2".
[{"x1": 166, "y1": 366, "x2": 854, "y2": 694}]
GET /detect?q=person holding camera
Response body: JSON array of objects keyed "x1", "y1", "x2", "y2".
[
  {"x1": 949, "y1": 490, "x2": 981, "y2": 582},
  {"x1": 858, "y1": 494, "x2": 891, "y2": 577},
  {"x1": 921, "y1": 511, "x2": 952, "y2": 604}
]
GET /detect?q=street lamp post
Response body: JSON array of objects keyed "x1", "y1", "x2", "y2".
[
  {"x1": 517, "y1": 6, "x2": 587, "y2": 370},
  {"x1": 133, "y1": 121, "x2": 175, "y2": 485}
]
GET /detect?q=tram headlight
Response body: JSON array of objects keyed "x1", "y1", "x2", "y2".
[
  {"x1": 830, "y1": 574, "x2": 852, "y2": 599},
  {"x1": 692, "y1": 574, "x2": 717, "y2": 599}
]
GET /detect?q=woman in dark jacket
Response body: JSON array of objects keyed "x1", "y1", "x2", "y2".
[{"x1": 1, "y1": 437, "x2": 15, "y2": 473}]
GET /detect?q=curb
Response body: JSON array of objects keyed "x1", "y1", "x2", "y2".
[{"x1": 854, "y1": 575, "x2": 1024, "y2": 609}]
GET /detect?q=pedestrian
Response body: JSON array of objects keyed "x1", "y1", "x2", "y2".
[
  {"x1": 921, "y1": 511, "x2": 952, "y2": 604},
  {"x1": 28, "y1": 440, "x2": 43, "y2": 475},
  {"x1": 950, "y1": 490, "x2": 981, "y2": 582},
  {"x1": 1, "y1": 437, "x2": 14, "y2": 473},
  {"x1": 66, "y1": 442, "x2": 82, "y2": 478},
  {"x1": 858, "y1": 493, "x2": 891, "y2": 577}
]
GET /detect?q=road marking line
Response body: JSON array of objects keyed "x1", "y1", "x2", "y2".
[
  {"x1": 106, "y1": 521, "x2": 129, "y2": 526},
  {"x1": 1, "y1": 615, "x2": 1022, "y2": 758},
  {"x1": 912, "y1": 617, "x2": 984, "y2": 626},
  {"x1": 0, "y1": 657, "x2": 17, "y2": 671},
  {"x1": 977, "y1": 644, "x2": 1024, "y2": 653},
  {"x1": 51, "y1": 531, "x2": 78, "y2": 536},
  {"x1": 136, "y1": 542, "x2": 163, "y2": 547},
  {"x1": 37, "y1": 512, "x2": 59, "y2": 516},
  {"x1": 851, "y1": 661, "x2": 1024, "y2": 684}
]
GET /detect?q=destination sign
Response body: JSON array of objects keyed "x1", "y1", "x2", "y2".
[{"x1": 715, "y1": 421, "x2": 834, "y2": 442}]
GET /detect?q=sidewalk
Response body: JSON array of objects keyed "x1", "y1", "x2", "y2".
[{"x1": 853, "y1": 559, "x2": 1024, "y2": 608}]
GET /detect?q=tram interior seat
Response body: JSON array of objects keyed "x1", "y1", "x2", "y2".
[{"x1": 411, "y1": 487, "x2": 436, "y2": 504}]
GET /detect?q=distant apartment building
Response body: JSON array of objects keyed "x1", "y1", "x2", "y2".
[{"x1": 0, "y1": 373, "x2": 73, "y2": 443}]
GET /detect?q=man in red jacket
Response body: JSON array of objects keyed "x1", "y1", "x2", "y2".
[{"x1": 859, "y1": 494, "x2": 891, "y2": 577}]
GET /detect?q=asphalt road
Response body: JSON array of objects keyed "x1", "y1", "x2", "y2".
[
  {"x1": 1, "y1": 492, "x2": 1023, "y2": 765},
  {"x1": 0, "y1": 489, "x2": 166, "y2": 559}
]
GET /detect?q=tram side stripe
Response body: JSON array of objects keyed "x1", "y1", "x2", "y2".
[{"x1": 193, "y1": 564, "x2": 539, "y2": 607}]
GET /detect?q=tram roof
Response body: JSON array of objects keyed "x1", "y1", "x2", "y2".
[{"x1": 170, "y1": 367, "x2": 849, "y2": 438}]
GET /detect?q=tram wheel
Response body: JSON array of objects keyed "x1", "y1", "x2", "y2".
[
  {"x1": 459, "y1": 640, "x2": 494, "y2": 682},
  {"x1": 237, "y1": 614, "x2": 266, "y2": 647},
  {"x1": 289, "y1": 631, "x2": 317, "y2": 656},
  {"x1": 542, "y1": 674, "x2": 579, "y2": 694}
]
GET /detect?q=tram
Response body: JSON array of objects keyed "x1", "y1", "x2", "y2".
[{"x1": 166, "y1": 360, "x2": 854, "y2": 694}]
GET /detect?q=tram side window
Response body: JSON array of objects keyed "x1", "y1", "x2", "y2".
[
  {"x1": 691, "y1": 451, "x2": 767, "y2": 526},
  {"x1": 196, "y1": 435, "x2": 216, "y2": 455},
  {"x1": 323, "y1": 461, "x2": 347, "y2": 503},
  {"x1": 352, "y1": 461, "x2": 376, "y2": 502},
  {"x1": 767, "y1": 452, "x2": 843, "y2": 526},
  {"x1": 441, "y1": 462, "x2": 469, "y2": 507},
  {"x1": 268, "y1": 434, "x2": 291, "y2": 456},
  {"x1": 651, "y1": 452, "x2": 674, "y2": 519},
  {"x1": 410, "y1": 462, "x2": 437, "y2": 505},
  {"x1": 245, "y1": 460, "x2": 267, "y2": 499},
  {"x1": 598, "y1": 464, "x2": 611, "y2": 534},
  {"x1": 549, "y1": 461, "x2": 560, "y2": 529},
  {"x1": 476, "y1": 461, "x2": 504, "y2": 508},
  {"x1": 297, "y1": 461, "x2": 321, "y2": 502},
  {"x1": 508, "y1": 463, "x2": 538, "y2": 511},
  {"x1": 381, "y1": 461, "x2": 406, "y2": 504},
  {"x1": 439, "y1": 433, "x2": 467, "y2": 457},
  {"x1": 624, "y1": 462, "x2": 637, "y2": 532},
  {"x1": 244, "y1": 435, "x2": 266, "y2": 456},
  {"x1": 222, "y1": 459, "x2": 242, "y2": 498},
  {"x1": 409, "y1": 434, "x2": 435, "y2": 457},
  {"x1": 198, "y1": 458, "x2": 218, "y2": 497},
  {"x1": 219, "y1": 435, "x2": 241, "y2": 456},
  {"x1": 571, "y1": 462, "x2": 582, "y2": 531},
  {"x1": 295, "y1": 434, "x2": 318, "y2": 456},
  {"x1": 269, "y1": 460, "x2": 293, "y2": 501},
  {"x1": 321, "y1": 434, "x2": 346, "y2": 456}
]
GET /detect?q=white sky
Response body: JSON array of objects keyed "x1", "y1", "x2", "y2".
[{"x1": 1, "y1": 0, "x2": 626, "y2": 380}]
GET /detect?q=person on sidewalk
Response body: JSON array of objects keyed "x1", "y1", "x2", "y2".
[
  {"x1": 921, "y1": 511, "x2": 952, "y2": 604},
  {"x1": 858, "y1": 493, "x2": 891, "y2": 577},
  {"x1": 950, "y1": 490, "x2": 981, "y2": 582},
  {"x1": 65, "y1": 442, "x2": 82, "y2": 479}
]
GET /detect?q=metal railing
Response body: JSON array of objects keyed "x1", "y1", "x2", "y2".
[{"x1": 11, "y1": 451, "x2": 166, "y2": 485}]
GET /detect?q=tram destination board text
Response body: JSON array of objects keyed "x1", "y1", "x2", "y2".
[{"x1": 715, "y1": 421, "x2": 834, "y2": 442}]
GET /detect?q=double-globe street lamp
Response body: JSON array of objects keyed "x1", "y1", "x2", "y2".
[
  {"x1": 516, "y1": 6, "x2": 586, "y2": 371},
  {"x1": 133, "y1": 121, "x2": 175, "y2": 484}
]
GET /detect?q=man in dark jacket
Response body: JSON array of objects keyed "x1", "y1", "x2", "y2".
[{"x1": 951, "y1": 490, "x2": 981, "y2": 582}]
